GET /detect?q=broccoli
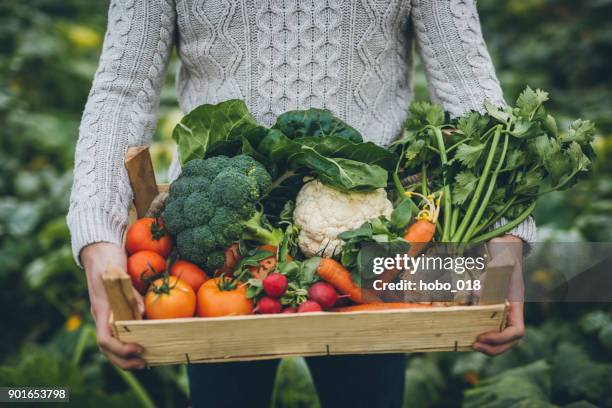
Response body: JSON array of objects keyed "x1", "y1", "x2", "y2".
[{"x1": 163, "y1": 155, "x2": 283, "y2": 270}]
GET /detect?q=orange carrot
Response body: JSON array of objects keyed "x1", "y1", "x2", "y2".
[
  {"x1": 380, "y1": 191, "x2": 440, "y2": 284},
  {"x1": 317, "y1": 258, "x2": 382, "y2": 304},
  {"x1": 331, "y1": 302, "x2": 433, "y2": 312}
]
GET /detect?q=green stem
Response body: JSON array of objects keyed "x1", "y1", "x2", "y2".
[
  {"x1": 428, "y1": 125, "x2": 452, "y2": 241},
  {"x1": 452, "y1": 125, "x2": 502, "y2": 242},
  {"x1": 421, "y1": 165, "x2": 428, "y2": 196},
  {"x1": 450, "y1": 208, "x2": 459, "y2": 238},
  {"x1": 471, "y1": 201, "x2": 537, "y2": 243},
  {"x1": 462, "y1": 133, "x2": 510, "y2": 242},
  {"x1": 112, "y1": 365, "x2": 155, "y2": 408},
  {"x1": 473, "y1": 196, "x2": 517, "y2": 236},
  {"x1": 269, "y1": 169, "x2": 297, "y2": 191},
  {"x1": 71, "y1": 324, "x2": 92, "y2": 367},
  {"x1": 392, "y1": 170, "x2": 406, "y2": 197}
]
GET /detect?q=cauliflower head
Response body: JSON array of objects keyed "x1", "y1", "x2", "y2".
[{"x1": 293, "y1": 180, "x2": 393, "y2": 257}]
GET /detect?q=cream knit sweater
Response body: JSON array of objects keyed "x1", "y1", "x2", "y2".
[{"x1": 68, "y1": 0, "x2": 535, "y2": 263}]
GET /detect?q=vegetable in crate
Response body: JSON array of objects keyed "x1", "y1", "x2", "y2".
[
  {"x1": 293, "y1": 179, "x2": 393, "y2": 257},
  {"x1": 125, "y1": 217, "x2": 173, "y2": 257},
  {"x1": 196, "y1": 277, "x2": 253, "y2": 317},
  {"x1": 145, "y1": 276, "x2": 196, "y2": 319},
  {"x1": 162, "y1": 155, "x2": 283, "y2": 270},
  {"x1": 170, "y1": 260, "x2": 208, "y2": 293},
  {"x1": 391, "y1": 87, "x2": 596, "y2": 243},
  {"x1": 127, "y1": 250, "x2": 166, "y2": 294}
]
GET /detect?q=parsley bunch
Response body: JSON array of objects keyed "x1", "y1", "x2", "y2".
[{"x1": 392, "y1": 87, "x2": 596, "y2": 243}]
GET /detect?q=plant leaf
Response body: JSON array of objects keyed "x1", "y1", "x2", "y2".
[
  {"x1": 455, "y1": 143, "x2": 486, "y2": 168},
  {"x1": 452, "y1": 171, "x2": 479, "y2": 204},
  {"x1": 273, "y1": 108, "x2": 363, "y2": 142}
]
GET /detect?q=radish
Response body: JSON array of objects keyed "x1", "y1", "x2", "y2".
[
  {"x1": 263, "y1": 273, "x2": 288, "y2": 298},
  {"x1": 255, "y1": 296, "x2": 282, "y2": 314},
  {"x1": 307, "y1": 281, "x2": 339, "y2": 310},
  {"x1": 282, "y1": 307, "x2": 297, "y2": 314},
  {"x1": 297, "y1": 300, "x2": 323, "y2": 313}
]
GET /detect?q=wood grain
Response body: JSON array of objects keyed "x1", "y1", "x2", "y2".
[
  {"x1": 125, "y1": 146, "x2": 158, "y2": 218},
  {"x1": 102, "y1": 267, "x2": 141, "y2": 322},
  {"x1": 113, "y1": 304, "x2": 506, "y2": 365},
  {"x1": 479, "y1": 249, "x2": 515, "y2": 305}
]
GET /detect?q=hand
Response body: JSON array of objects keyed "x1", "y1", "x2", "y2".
[
  {"x1": 473, "y1": 301, "x2": 524, "y2": 355},
  {"x1": 81, "y1": 242, "x2": 146, "y2": 369},
  {"x1": 473, "y1": 235, "x2": 525, "y2": 356}
]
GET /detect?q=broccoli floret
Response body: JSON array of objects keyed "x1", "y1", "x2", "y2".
[{"x1": 163, "y1": 155, "x2": 282, "y2": 270}]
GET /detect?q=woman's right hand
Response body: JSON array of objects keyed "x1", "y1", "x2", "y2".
[{"x1": 81, "y1": 242, "x2": 146, "y2": 369}]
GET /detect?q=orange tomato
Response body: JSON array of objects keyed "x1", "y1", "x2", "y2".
[
  {"x1": 127, "y1": 250, "x2": 166, "y2": 294},
  {"x1": 125, "y1": 217, "x2": 173, "y2": 257},
  {"x1": 145, "y1": 276, "x2": 196, "y2": 319},
  {"x1": 197, "y1": 277, "x2": 253, "y2": 317},
  {"x1": 170, "y1": 260, "x2": 208, "y2": 293},
  {"x1": 247, "y1": 245, "x2": 293, "y2": 279}
]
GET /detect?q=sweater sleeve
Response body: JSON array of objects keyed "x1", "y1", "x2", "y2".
[
  {"x1": 411, "y1": 0, "x2": 536, "y2": 244},
  {"x1": 67, "y1": 0, "x2": 176, "y2": 266}
]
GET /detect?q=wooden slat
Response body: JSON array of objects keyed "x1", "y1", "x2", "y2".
[
  {"x1": 114, "y1": 304, "x2": 505, "y2": 365},
  {"x1": 102, "y1": 267, "x2": 142, "y2": 322},
  {"x1": 479, "y1": 249, "x2": 515, "y2": 305},
  {"x1": 125, "y1": 146, "x2": 158, "y2": 218}
]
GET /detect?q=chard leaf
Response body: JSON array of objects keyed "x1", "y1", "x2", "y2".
[
  {"x1": 298, "y1": 135, "x2": 398, "y2": 172},
  {"x1": 452, "y1": 171, "x2": 479, "y2": 204},
  {"x1": 455, "y1": 143, "x2": 486, "y2": 168},
  {"x1": 273, "y1": 108, "x2": 362, "y2": 142},
  {"x1": 560, "y1": 119, "x2": 596, "y2": 145},
  {"x1": 516, "y1": 86, "x2": 549, "y2": 119},
  {"x1": 172, "y1": 99, "x2": 259, "y2": 163}
]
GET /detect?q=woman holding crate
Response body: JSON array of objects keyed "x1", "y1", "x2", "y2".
[{"x1": 69, "y1": 0, "x2": 534, "y2": 406}]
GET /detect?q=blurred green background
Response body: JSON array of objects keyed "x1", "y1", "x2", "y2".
[{"x1": 0, "y1": 0, "x2": 610, "y2": 406}]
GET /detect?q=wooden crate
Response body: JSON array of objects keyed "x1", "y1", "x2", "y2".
[{"x1": 103, "y1": 147, "x2": 511, "y2": 366}]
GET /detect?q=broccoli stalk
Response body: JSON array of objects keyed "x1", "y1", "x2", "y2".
[{"x1": 242, "y1": 210, "x2": 284, "y2": 247}]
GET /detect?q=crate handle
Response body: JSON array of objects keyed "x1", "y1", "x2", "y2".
[
  {"x1": 102, "y1": 266, "x2": 142, "y2": 321},
  {"x1": 479, "y1": 248, "x2": 515, "y2": 305},
  {"x1": 125, "y1": 146, "x2": 159, "y2": 219}
]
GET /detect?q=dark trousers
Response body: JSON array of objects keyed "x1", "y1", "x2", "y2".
[{"x1": 188, "y1": 354, "x2": 406, "y2": 408}]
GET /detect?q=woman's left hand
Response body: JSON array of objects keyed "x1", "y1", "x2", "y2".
[{"x1": 473, "y1": 235, "x2": 525, "y2": 356}]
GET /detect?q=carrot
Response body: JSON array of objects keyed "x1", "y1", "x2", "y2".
[
  {"x1": 331, "y1": 302, "x2": 433, "y2": 312},
  {"x1": 380, "y1": 191, "x2": 440, "y2": 284},
  {"x1": 317, "y1": 258, "x2": 382, "y2": 304}
]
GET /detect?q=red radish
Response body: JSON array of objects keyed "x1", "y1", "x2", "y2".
[
  {"x1": 262, "y1": 273, "x2": 288, "y2": 298},
  {"x1": 308, "y1": 282, "x2": 339, "y2": 310},
  {"x1": 282, "y1": 307, "x2": 297, "y2": 314},
  {"x1": 255, "y1": 296, "x2": 282, "y2": 314},
  {"x1": 297, "y1": 300, "x2": 323, "y2": 313}
]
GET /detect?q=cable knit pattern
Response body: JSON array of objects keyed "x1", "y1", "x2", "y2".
[{"x1": 69, "y1": 0, "x2": 535, "y2": 265}]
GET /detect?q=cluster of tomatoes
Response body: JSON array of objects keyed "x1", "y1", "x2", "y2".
[{"x1": 125, "y1": 217, "x2": 253, "y2": 319}]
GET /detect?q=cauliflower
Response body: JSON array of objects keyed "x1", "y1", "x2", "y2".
[{"x1": 293, "y1": 180, "x2": 393, "y2": 257}]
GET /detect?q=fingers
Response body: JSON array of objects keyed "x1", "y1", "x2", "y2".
[
  {"x1": 477, "y1": 325, "x2": 524, "y2": 345},
  {"x1": 473, "y1": 339, "x2": 520, "y2": 356},
  {"x1": 95, "y1": 309, "x2": 146, "y2": 370}
]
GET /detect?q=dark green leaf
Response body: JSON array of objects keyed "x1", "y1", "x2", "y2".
[
  {"x1": 273, "y1": 108, "x2": 362, "y2": 142},
  {"x1": 172, "y1": 99, "x2": 260, "y2": 163},
  {"x1": 390, "y1": 199, "x2": 413, "y2": 231}
]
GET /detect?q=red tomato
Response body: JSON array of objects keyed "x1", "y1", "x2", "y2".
[
  {"x1": 125, "y1": 217, "x2": 173, "y2": 257},
  {"x1": 170, "y1": 260, "x2": 208, "y2": 293},
  {"x1": 127, "y1": 250, "x2": 166, "y2": 294}
]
